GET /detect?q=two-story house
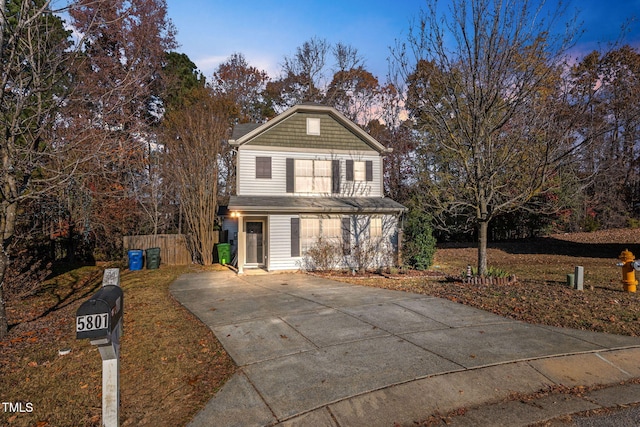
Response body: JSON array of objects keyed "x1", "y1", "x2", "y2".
[{"x1": 225, "y1": 103, "x2": 406, "y2": 274}]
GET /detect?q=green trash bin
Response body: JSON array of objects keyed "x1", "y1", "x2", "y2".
[
  {"x1": 146, "y1": 247, "x2": 161, "y2": 269},
  {"x1": 217, "y1": 243, "x2": 231, "y2": 265}
]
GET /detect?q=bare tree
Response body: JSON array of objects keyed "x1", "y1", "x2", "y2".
[
  {"x1": 211, "y1": 53, "x2": 272, "y2": 202},
  {"x1": 368, "y1": 84, "x2": 418, "y2": 203},
  {"x1": 393, "y1": 0, "x2": 579, "y2": 275},
  {"x1": 0, "y1": 0, "x2": 84, "y2": 338},
  {"x1": 162, "y1": 87, "x2": 229, "y2": 265},
  {"x1": 569, "y1": 46, "x2": 640, "y2": 229},
  {"x1": 267, "y1": 38, "x2": 384, "y2": 125},
  {"x1": 282, "y1": 36, "x2": 329, "y2": 103},
  {"x1": 211, "y1": 52, "x2": 271, "y2": 123}
]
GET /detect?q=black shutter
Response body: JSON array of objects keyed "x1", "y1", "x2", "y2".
[
  {"x1": 365, "y1": 160, "x2": 373, "y2": 182},
  {"x1": 332, "y1": 160, "x2": 340, "y2": 194},
  {"x1": 286, "y1": 158, "x2": 294, "y2": 193},
  {"x1": 291, "y1": 218, "x2": 300, "y2": 257},
  {"x1": 341, "y1": 217, "x2": 351, "y2": 255},
  {"x1": 346, "y1": 159, "x2": 354, "y2": 181}
]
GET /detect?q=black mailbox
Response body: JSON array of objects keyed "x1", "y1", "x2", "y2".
[{"x1": 76, "y1": 285, "x2": 123, "y2": 341}]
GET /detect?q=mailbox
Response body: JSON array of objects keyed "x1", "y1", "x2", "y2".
[
  {"x1": 76, "y1": 285, "x2": 123, "y2": 342},
  {"x1": 76, "y1": 268, "x2": 123, "y2": 427}
]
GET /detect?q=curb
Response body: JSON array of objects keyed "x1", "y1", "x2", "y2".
[
  {"x1": 275, "y1": 348, "x2": 640, "y2": 427},
  {"x1": 436, "y1": 381, "x2": 640, "y2": 426}
]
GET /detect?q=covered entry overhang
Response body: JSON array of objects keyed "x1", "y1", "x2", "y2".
[{"x1": 228, "y1": 196, "x2": 407, "y2": 274}]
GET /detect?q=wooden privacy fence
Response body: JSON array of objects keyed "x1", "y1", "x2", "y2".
[{"x1": 123, "y1": 234, "x2": 192, "y2": 266}]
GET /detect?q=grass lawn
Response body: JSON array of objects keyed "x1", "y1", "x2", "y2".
[{"x1": 0, "y1": 264, "x2": 235, "y2": 427}]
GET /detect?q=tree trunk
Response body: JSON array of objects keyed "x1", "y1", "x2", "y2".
[
  {"x1": 477, "y1": 220, "x2": 489, "y2": 276},
  {"x1": 0, "y1": 248, "x2": 9, "y2": 339},
  {"x1": 0, "y1": 198, "x2": 17, "y2": 340}
]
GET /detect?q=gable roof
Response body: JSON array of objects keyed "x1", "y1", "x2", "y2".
[
  {"x1": 229, "y1": 104, "x2": 392, "y2": 154},
  {"x1": 230, "y1": 123, "x2": 262, "y2": 140}
]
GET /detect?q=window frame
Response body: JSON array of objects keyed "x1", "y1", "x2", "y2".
[
  {"x1": 255, "y1": 156, "x2": 272, "y2": 179},
  {"x1": 353, "y1": 161, "x2": 366, "y2": 181},
  {"x1": 370, "y1": 216, "x2": 382, "y2": 238},
  {"x1": 294, "y1": 159, "x2": 332, "y2": 194}
]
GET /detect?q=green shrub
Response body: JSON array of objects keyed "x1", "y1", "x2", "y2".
[
  {"x1": 580, "y1": 215, "x2": 600, "y2": 232},
  {"x1": 403, "y1": 207, "x2": 437, "y2": 270},
  {"x1": 628, "y1": 218, "x2": 640, "y2": 229}
]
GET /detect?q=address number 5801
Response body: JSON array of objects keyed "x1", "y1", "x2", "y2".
[{"x1": 76, "y1": 313, "x2": 109, "y2": 332}]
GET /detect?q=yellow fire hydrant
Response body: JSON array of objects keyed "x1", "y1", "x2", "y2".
[{"x1": 618, "y1": 249, "x2": 638, "y2": 293}]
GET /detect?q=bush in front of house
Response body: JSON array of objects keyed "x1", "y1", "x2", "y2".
[
  {"x1": 300, "y1": 238, "x2": 342, "y2": 272},
  {"x1": 403, "y1": 207, "x2": 437, "y2": 270}
]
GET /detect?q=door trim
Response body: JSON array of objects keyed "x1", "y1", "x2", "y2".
[{"x1": 244, "y1": 219, "x2": 266, "y2": 267}]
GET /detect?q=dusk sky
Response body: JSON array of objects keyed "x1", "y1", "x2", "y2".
[{"x1": 165, "y1": 0, "x2": 640, "y2": 81}]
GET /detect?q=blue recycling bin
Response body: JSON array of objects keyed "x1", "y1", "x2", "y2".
[{"x1": 128, "y1": 249, "x2": 144, "y2": 270}]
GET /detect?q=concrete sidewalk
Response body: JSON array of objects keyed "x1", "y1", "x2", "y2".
[{"x1": 170, "y1": 270, "x2": 640, "y2": 427}]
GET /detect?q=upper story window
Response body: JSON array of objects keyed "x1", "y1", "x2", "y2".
[
  {"x1": 306, "y1": 118, "x2": 320, "y2": 135},
  {"x1": 353, "y1": 161, "x2": 366, "y2": 181},
  {"x1": 346, "y1": 159, "x2": 373, "y2": 182},
  {"x1": 295, "y1": 159, "x2": 331, "y2": 193},
  {"x1": 255, "y1": 157, "x2": 272, "y2": 179}
]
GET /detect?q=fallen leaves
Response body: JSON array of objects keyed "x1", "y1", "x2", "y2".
[
  {"x1": 329, "y1": 231, "x2": 640, "y2": 337},
  {"x1": 1, "y1": 265, "x2": 236, "y2": 427}
]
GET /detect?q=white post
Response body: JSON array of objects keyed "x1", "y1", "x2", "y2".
[
  {"x1": 238, "y1": 217, "x2": 245, "y2": 274},
  {"x1": 97, "y1": 333, "x2": 120, "y2": 427},
  {"x1": 575, "y1": 266, "x2": 584, "y2": 291},
  {"x1": 99, "y1": 268, "x2": 121, "y2": 427},
  {"x1": 102, "y1": 268, "x2": 120, "y2": 287}
]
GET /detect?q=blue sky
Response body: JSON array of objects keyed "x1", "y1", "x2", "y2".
[{"x1": 165, "y1": 0, "x2": 640, "y2": 80}]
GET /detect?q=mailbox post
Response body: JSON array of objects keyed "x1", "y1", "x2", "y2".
[{"x1": 76, "y1": 268, "x2": 123, "y2": 427}]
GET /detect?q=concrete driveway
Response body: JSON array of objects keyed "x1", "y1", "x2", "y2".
[{"x1": 170, "y1": 270, "x2": 640, "y2": 427}]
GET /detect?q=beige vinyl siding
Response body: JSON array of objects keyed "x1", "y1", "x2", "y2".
[
  {"x1": 265, "y1": 214, "x2": 399, "y2": 271},
  {"x1": 340, "y1": 214, "x2": 399, "y2": 269},
  {"x1": 238, "y1": 150, "x2": 287, "y2": 195},
  {"x1": 267, "y1": 214, "x2": 301, "y2": 271},
  {"x1": 237, "y1": 149, "x2": 383, "y2": 197}
]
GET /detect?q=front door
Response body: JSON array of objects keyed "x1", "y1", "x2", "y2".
[{"x1": 245, "y1": 221, "x2": 264, "y2": 265}]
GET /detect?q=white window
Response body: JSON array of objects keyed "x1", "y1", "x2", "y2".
[
  {"x1": 295, "y1": 159, "x2": 314, "y2": 192},
  {"x1": 314, "y1": 160, "x2": 331, "y2": 193},
  {"x1": 300, "y1": 216, "x2": 341, "y2": 253},
  {"x1": 295, "y1": 159, "x2": 332, "y2": 194},
  {"x1": 370, "y1": 217, "x2": 382, "y2": 238},
  {"x1": 322, "y1": 217, "x2": 341, "y2": 239},
  {"x1": 353, "y1": 161, "x2": 366, "y2": 181},
  {"x1": 307, "y1": 117, "x2": 320, "y2": 135},
  {"x1": 300, "y1": 217, "x2": 320, "y2": 253}
]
